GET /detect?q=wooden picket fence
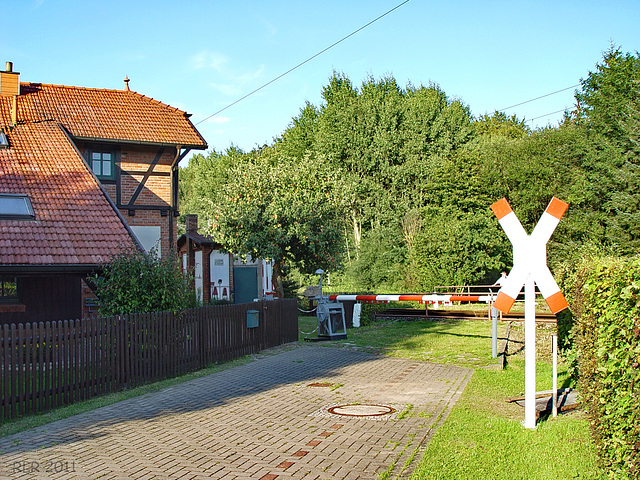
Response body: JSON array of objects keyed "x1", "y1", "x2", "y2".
[{"x1": 0, "y1": 299, "x2": 298, "y2": 421}]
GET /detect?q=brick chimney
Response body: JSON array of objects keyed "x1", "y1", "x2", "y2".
[
  {"x1": 185, "y1": 214, "x2": 198, "y2": 233},
  {"x1": 1, "y1": 62, "x2": 20, "y2": 124},
  {"x1": 1, "y1": 62, "x2": 19, "y2": 97}
]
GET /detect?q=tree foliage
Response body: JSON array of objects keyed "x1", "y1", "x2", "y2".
[
  {"x1": 474, "y1": 111, "x2": 530, "y2": 139},
  {"x1": 90, "y1": 249, "x2": 195, "y2": 315},
  {"x1": 193, "y1": 152, "x2": 346, "y2": 296},
  {"x1": 406, "y1": 207, "x2": 509, "y2": 290},
  {"x1": 179, "y1": 47, "x2": 640, "y2": 293},
  {"x1": 576, "y1": 46, "x2": 640, "y2": 147}
]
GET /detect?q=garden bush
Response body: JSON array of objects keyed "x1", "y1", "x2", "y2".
[
  {"x1": 570, "y1": 256, "x2": 640, "y2": 478},
  {"x1": 90, "y1": 248, "x2": 197, "y2": 315}
]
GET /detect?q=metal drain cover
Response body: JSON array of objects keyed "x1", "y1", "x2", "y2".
[{"x1": 328, "y1": 404, "x2": 396, "y2": 417}]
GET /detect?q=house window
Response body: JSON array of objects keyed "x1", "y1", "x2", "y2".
[
  {"x1": 0, "y1": 193, "x2": 35, "y2": 220},
  {"x1": 0, "y1": 276, "x2": 17, "y2": 302},
  {"x1": 90, "y1": 150, "x2": 115, "y2": 179}
]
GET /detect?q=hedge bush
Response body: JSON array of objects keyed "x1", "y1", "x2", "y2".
[
  {"x1": 570, "y1": 256, "x2": 640, "y2": 478},
  {"x1": 90, "y1": 248, "x2": 197, "y2": 315}
]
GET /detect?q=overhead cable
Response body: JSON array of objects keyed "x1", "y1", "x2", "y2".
[
  {"x1": 528, "y1": 108, "x2": 570, "y2": 122},
  {"x1": 195, "y1": 0, "x2": 411, "y2": 125},
  {"x1": 498, "y1": 84, "x2": 580, "y2": 112}
]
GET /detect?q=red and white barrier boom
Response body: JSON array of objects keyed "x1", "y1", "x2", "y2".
[
  {"x1": 491, "y1": 196, "x2": 569, "y2": 429},
  {"x1": 328, "y1": 294, "x2": 493, "y2": 304}
]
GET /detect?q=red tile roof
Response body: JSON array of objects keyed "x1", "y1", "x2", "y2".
[
  {"x1": 0, "y1": 119, "x2": 139, "y2": 268},
  {"x1": 18, "y1": 83, "x2": 207, "y2": 149}
]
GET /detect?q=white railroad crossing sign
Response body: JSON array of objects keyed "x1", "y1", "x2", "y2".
[
  {"x1": 491, "y1": 197, "x2": 569, "y2": 315},
  {"x1": 490, "y1": 196, "x2": 569, "y2": 429}
]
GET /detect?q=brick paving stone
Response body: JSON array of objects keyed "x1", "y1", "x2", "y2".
[{"x1": 0, "y1": 344, "x2": 471, "y2": 479}]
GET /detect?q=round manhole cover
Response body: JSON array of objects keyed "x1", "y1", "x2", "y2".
[{"x1": 328, "y1": 404, "x2": 396, "y2": 417}]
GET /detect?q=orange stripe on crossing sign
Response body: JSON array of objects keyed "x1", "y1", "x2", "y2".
[
  {"x1": 545, "y1": 197, "x2": 568, "y2": 220},
  {"x1": 491, "y1": 198, "x2": 513, "y2": 220},
  {"x1": 545, "y1": 291, "x2": 568, "y2": 314},
  {"x1": 494, "y1": 291, "x2": 516, "y2": 314}
]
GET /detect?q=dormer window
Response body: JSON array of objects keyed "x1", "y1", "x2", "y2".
[
  {"x1": 90, "y1": 149, "x2": 115, "y2": 180},
  {"x1": 0, "y1": 193, "x2": 35, "y2": 220},
  {"x1": 0, "y1": 131, "x2": 8, "y2": 149}
]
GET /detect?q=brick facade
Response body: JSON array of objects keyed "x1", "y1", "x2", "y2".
[{"x1": 77, "y1": 142, "x2": 179, "y2": 258}]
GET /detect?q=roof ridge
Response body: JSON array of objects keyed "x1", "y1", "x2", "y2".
[
  {"x1": 126, "y1": 91, "x2": 186, "y2": 115},
  {"x1": 20, "y1": 82, "x2": 187, "y2": 115}
]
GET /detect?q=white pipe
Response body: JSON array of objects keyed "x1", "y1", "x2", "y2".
[
  {"x1": 491, "y1": 306, "x2": 498, "y2": 358},
  {"x1": 552, "y1": 334, "x2": 558, "y2": 417},
  {"x1": 524, "y1": 275, "x2": 537, "y2": 429}
]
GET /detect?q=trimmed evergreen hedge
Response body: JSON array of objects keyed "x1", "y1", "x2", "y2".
[{"x1": 570, "y1": 256, "x2": 640, "y2": 478}]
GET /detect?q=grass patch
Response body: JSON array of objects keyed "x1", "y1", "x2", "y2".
[
  {"x1": 304, "y1": 314, "x2": 602, "y2": 479},
  {"x1": 411, "y1": 365, "x2": 600, "y2": 479},
  {"x1": 345, "y1": 316, "x2": 508, "y2": 368}
]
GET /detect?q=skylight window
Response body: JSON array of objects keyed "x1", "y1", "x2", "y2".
[
  {"x1": 0, "y1": 194, "x2": 35, "y2": 220},
  {"x1": 0, "y1": 131, "x2": 8, "y2": 149}
]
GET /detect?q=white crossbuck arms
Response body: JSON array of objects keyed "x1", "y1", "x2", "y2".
[{"x1": 490, "y1": 197, "x2": 569, "y2": 315}]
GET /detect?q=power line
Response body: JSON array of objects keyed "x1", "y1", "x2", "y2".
[
  {"x1": 498, "y1": 84, "x2": 580, "y2": 111},
  {"x1": 528, "y1": 108, "x2": 569, "y2": 122},
  {"x1": 195, "y1": 0, "x2": 411, "y2": 126}
]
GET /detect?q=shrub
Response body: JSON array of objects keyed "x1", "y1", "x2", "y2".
[
  {"x1": 89, "y1": 248, "x2": 197, "y2": 315},
  {"x1": 570, "y1": 256, "x2": 640, "y2": 478}
]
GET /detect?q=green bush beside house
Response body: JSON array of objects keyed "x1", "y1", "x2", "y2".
[{"x1": 89, "y1": 248, "x2": 197, "y2": 315}]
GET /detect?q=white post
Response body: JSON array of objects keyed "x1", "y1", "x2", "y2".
[
  {"x1": 352, "y1": 303, "x2": 362, "y2": 328},
  {"x1": 491, "y1": 300, "x2": 498, "y2": 359},
  {"x1": 552, "y1": 334, "x2": 558, "y2": 417},
  {"x1": 524, "y1": 276, "x2": 537, "y2": 429}
]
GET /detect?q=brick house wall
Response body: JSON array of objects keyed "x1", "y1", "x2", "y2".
[{"x1": 77, "y1": 142, "x2": 179, "y2": 258}]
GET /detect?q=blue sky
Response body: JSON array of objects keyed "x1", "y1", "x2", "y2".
[{"x1": 3, "y1": 0, "x2": 640, "y2": 155}]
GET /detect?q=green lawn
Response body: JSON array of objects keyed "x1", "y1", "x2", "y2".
[
  {"x1": 300, "y1": 314, "x2": 603, "y2": 479},
  {"x1": 413, "y1": 368, "x2": 599, "y2": 479}
]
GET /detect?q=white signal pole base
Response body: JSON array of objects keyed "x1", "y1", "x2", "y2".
[{"x1": 524, "y1": 276, "x2": 537, "y2": 429}]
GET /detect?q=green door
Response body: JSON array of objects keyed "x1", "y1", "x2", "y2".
[{"x1": 233, "y1": 266, "x2": 259, "y2": 304}]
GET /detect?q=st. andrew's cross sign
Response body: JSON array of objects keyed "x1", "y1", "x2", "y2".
[
  {"x1": 490, "y1": 196, "x2": 569, "y2": 428},
  {"x1": 491, "y1": 197, "x2": 569, "y2": 315}
]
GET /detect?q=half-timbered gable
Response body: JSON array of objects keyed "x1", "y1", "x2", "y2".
[{"x1": 15, "y1": 79, "x2": 207, "y2": 257}]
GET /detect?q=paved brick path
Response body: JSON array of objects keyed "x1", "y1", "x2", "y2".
[{"x1": 0, "y1": 344, "x2": 472, "y2": 480}]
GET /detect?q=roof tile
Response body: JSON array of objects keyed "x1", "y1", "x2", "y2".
[
  {"x1": 0, "y1": 121, "x2": 138, "y2": 267},
  {"x1": 16, "y1": 83, "x2": 207, "y2": 149}
]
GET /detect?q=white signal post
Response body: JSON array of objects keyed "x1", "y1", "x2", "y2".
[{"x1": 491, "y1": 197, "x2": 569, "y2": 429}]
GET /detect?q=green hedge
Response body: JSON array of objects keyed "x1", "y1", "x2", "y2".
[{"x1": 570, "y1": 256, "x2": 640, "y2": 478}]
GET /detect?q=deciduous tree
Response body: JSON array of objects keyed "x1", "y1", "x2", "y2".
[{"x1": 208, "y1": 154, "x2": 346, "y2": 297}]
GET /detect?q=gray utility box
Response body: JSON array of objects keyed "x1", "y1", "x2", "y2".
[
  {"x1": 317, "y1": 301, "x2": 347, "y2": 340},
  {"x1": 246, "y1": 310, "x2": 259, "y2": 328}
]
